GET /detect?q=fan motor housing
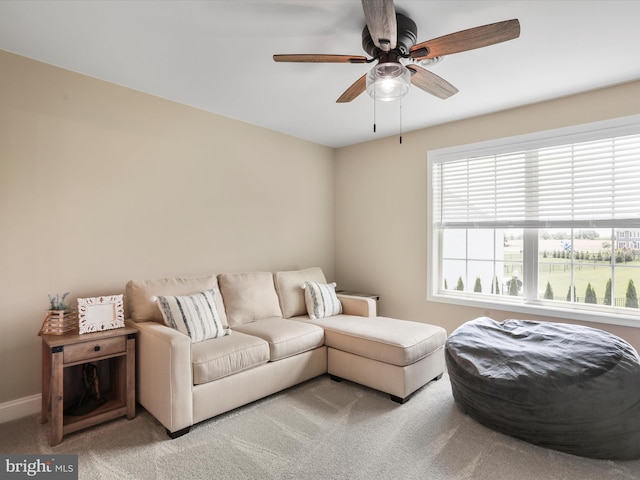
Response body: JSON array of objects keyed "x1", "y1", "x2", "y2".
[{"x1": 362, "y1": 13, "x2": 417, "y2": 57}]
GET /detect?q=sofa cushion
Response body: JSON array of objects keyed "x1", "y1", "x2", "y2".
[
  {"x1": 191, "y1": 331, "x2": 270, "y2": 385},
  {"x1": 233, "y1": 318, "x2": 324, "y2": 361},
  {"x1": 306, "y1": 315, "x2": 447, "y2": 367},
  {"x1": 125, "y1": 274, "x2": 228, "y2": 327},
  {"x1": 303, "y1": 281, "x2": 342, "y2": 319},
  {"x1": 157, "y1": 289, "x2": 230, "y2": 343},
  {"x1": 274, "y1": 267, "x2": 327, "y2": 318},
  {"x1": 218, "y1": 272, "x2": 283, "y2": 326}
]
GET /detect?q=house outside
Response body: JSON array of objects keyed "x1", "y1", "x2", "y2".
[{"x1": 616, "y1": 230, "x2": 640, "y2": 249}]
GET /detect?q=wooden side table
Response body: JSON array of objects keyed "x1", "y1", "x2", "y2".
[
  {"x1": 336, "y1": 291, "x2": 380, "y2": 302},
  {"x1": 40, "y1": 326, "x2": 137, "y2": 446}
]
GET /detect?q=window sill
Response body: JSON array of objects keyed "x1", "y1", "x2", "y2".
[{"x1": 428, "y1": 292, "x2": 640, "y2": 329}]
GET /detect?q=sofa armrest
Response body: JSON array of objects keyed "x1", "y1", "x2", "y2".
[
  {"x1": 337, "y1": 294, "x2": 377, "y2": 318},
  {"x1": 132, "y1": 320, "x2": 193, "y2": 433}
]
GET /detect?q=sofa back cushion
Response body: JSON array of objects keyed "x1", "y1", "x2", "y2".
[
  {"x1": 218, "y1": 272, "x2": 283, "y2": 326},
  {"x1": 125, "y1": 275, "x2": 228, "y2": 327},
  {"x1": 274, "y1": 267, "x2": 327, "y2": 318}
]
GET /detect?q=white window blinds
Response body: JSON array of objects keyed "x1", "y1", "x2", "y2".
[{"x1": 431, "y1": 117, "x2": 640, "y2": 229}]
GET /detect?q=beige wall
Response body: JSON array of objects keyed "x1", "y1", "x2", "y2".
[
  {"x1": 3, "y1": 46, "x2": 640, "y2": 408},
  {"x1": 0, "y1": 50, "x2": 336, "y2": 403},
  {"x1": 335, "y1": 80, "x2": 640, "y2": 351}
]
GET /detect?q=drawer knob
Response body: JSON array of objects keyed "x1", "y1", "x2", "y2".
[{"x1": 94, "y1": 345, "x2": 101, "y2": 352}]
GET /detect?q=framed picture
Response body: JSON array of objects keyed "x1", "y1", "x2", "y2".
[{"x1": 78, "y1": 294, "x2": 125, "y2": 334}]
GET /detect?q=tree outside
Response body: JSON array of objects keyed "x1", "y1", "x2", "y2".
[
  {"x1": 585, "y1": 283, "x2": 597, "y2": 304},
  {"x1": 456, "y1": 276, "x2": 464, "y2": 291},
  {"x1": 566, "y1": 285, "x2": 576, "y2": 302},
  {"x1": 508, "y1": 276, "x2": 519, "y2": 296},
  {"x1": 494, "y1": 276, "x2": 500, "y2": 295},
  {"x1": 543, "y1": 281, "x2": 554, "y2": 300},
  {"x1": 604, "y1": 278, "x2": 612, "y2": 306},
  {"x1": 626, "y1": 279, "x2": 638, "y2": 308},
  {"x1": 474, "y1": 277, "x2": 482, "y2": 293}
]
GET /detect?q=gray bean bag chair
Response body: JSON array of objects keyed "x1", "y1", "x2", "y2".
[{"x1": 445, "y1": 317, "x2": 640, "y2": 459}]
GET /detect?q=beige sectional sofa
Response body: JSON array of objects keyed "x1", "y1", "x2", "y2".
[{"x1": 125, "y1": 267, "x2": 446, "y2": 438}]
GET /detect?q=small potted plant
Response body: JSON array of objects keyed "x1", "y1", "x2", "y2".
[
  {"x1": 39, "y1": 292, "x2": 77, "y2": 335},
  {"x1": 48, "y1": 292, "x2": 71, "y2": 312}
]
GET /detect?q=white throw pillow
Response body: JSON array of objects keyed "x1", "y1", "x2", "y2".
[
  {"x1": 157, "y1": 289, "x2": 230, "y2": 343},
  {"x1": 302, "y1": 281, "x2": 342, "y2": 319}
]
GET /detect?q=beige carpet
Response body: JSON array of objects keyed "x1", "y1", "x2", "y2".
[{"x1": 2, "y1": 374, "x2": 639, "y2": 480}]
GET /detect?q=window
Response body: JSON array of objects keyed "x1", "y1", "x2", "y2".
[{"x1": 428, "y1": 115, "x2": 640, "y2": 328}]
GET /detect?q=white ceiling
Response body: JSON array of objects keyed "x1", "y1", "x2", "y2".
[{"x1": 1, "y1": 1, "x2": 639, "y2": 148}]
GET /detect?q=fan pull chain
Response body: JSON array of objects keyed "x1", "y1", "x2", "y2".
[
  {"x1": 399, "y1": 100, "x2": 403, "y2": 144},
  {"x1": 373, "y1": 89, "x2": 377, "y2": 133}
]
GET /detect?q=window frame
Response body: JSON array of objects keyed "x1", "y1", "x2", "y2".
[{"x1": 427, "y1": 115, "x2": 640, "y2": 329}]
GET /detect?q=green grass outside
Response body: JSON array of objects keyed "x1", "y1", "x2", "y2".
[
  {"x1": 502, "y1": 240, "x2": 640, "y2": 305},
  {"x1": 501, "y1": 257, "x2": 640, "y2": 305},
  {"x1": 536, "y1": 259, "x2": 640, "y2": 305},
  {"x1": 447, "y1": 238, "x2": 640, "y2": 307}
]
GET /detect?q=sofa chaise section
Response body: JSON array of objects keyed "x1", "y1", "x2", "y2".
[{"x1": 301, "y1": 315, "x2": 446, "y2": 403}]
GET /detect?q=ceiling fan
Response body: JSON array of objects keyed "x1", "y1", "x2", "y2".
[{"x1": 273, "y1": 0, "x2": 520, "y2": 103}]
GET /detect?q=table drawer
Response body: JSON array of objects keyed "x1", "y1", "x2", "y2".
[{"x1": 64, "y1": 336, "x2": 126, "y2": 364}]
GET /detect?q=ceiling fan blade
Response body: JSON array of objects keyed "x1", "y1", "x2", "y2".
[
  {"x1": 273, "y1": 54, "x2": 368, "y2": 64},
  {"x1": 410, "y1": 19, "x2": 520, "y2": 60},
  {"x1": 336, "y1": 74, "x2": 367, "y2": 103},
  {"x1": 361, "y1": 0, "x2": 397, "y2": 51},
  {"x1": 406, "y1": 64, "x2": 458, "y2": 99}
]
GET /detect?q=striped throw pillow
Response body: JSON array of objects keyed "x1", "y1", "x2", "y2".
[
  {"x1": 302, "y1": 281, "x2": 342, "y2": 319},
  {"x1": 157, "y1": 289, "x2": 230, "y2": 343}
]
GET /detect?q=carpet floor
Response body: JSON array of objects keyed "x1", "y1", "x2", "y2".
[{"x1": 2, "y1": 374, "x2": 639, "y2": 479}]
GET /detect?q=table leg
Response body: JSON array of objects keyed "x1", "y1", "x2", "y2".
[
  {"x1": 40, "y1": 341, "x2": 50, "y2": 424},
  {"x1": 125, "y1": 336, "x2": 135, "y2": 419},
  {"x1": 50, "y1": 350, "x2": 64, "y2": 446}
]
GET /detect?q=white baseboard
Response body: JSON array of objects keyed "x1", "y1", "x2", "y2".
[{"x1": 0, "y1": 394, "x2": 42, "y2": 424}]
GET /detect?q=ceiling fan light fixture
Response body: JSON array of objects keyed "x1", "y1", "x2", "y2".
[{"x1": 366, "y1": 62, "x2": 411, "y2": 102}]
